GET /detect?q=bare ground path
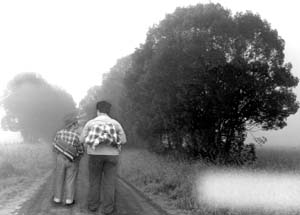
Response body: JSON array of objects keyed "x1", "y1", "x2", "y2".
[{"x1": 11, "y1": 155, "x2": 169, "y2": 215}]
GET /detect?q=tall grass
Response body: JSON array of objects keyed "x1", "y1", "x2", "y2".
[
  {"x1": 0, "y1": 142, "x2": 53, "y2": 181},
  {"x1": 119, "y1": 149, "x2": 206, "y2": 212},
  {"x1": 253, "y1": 147, "x2": 300, "y2": 171},
  {"x1": 119, "y1": 147, "x2": 300, "y2": 215}
]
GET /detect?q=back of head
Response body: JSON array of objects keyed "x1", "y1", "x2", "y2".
[{"x1": 96, "y1": 101, "x2": 112, "y2": 115}]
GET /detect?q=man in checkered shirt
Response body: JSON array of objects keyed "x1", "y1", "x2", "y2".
[
  {"x1": 54, "y1": 129, "x2": 84, "y2": 155},
  {"x1": 52, "y1": 114, "x2": 84, "y2": 206},
  {"x1": 81, "y1": 101, "x2": 126, "y2": 215}
]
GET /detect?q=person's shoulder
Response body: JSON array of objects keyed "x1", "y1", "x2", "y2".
[
  {"x1": 87, "y1": 116, "x2": 104, "y2": 125},
  {"x1": 109, "y1": 118, "x2": 123, "y2": 128},
  {"x1": 56, "y1": 129, "x2": 64, "y2": 135},
  {"x1": 83, "y1": 117, "x2": 97, "y2": 127},
  {"x1": 104, "y1": 115, "x2": 117, "y2": 123},
  {"x1": 63, "y1": 129, "x2": 79, "y2": 139},
  {"x1": 62, "y1": 129, "x2": 73, "y2": 135},
  {"x1": 69, "y1": 129, "x2": 80, "y2": 135},
  {"x1": 91, "y1": 115, "x2": 106, "y2": 121}
]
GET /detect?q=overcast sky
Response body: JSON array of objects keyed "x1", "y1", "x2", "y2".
[{"x1": 0, "y1": 0, "x2": 299, "y2": 147}]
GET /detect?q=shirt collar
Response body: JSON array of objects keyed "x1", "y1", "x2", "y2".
[{"x1": 96, "y1": 113, "x2": 109, "y2": 119}]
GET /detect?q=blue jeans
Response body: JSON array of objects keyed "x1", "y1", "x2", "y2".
[
  {"x1": 53, "y1": 153, "x2": 79, "y2": 202},
  {"x1": 87, "y1": 155, "x2": 119, "y2": 213}
]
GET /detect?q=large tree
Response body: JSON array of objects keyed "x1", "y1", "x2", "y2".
[
  {"x1": 124, "y1": 3, "x2": 299, "y2": 163},
  {"x1": 1, "y1": 72, "x2": 77, "y2": 142}
]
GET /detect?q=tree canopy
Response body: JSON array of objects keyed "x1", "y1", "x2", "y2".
[
  {"x1": 1, "y1": 72, "x2": 77, "y2": 142},
  {"x1": 122, "y1": 3, "x2": 299, "y2": 163}
]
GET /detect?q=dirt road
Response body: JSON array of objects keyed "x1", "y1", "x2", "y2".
[{"x1": 11, "y1": 155, "x2": 169, "y2": 215}]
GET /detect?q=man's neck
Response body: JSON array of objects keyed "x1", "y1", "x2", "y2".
[{"x1": 97, "y1": 112, "x2": 108, "y2": 117}]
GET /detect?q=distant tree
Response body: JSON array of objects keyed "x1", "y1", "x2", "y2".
[
  {"x1": 79, "y1": 85, "x2": 102, "y2": 122},
  {"x1": 1, "y1": 72, "x2": 77, "y2": 142},
  {"x1": 124, "y1": 3, "x2": 299, "y2": 163},
  {"x1": 79, "y1": 56, "x2": 132, "y2": 122}
]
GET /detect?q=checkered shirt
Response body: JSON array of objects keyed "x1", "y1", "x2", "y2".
[
  {"x1": 85, "y1": 123, "x2": 120, "y2": 147},
  {"x1": 54, "y1": 129, "x2": 84, "y2": 155}
]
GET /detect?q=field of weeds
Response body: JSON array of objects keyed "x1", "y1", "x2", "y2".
[
  {"x1": 119, "y1": 147, "x2": 300, "y2": 215},
  {"x1": 0, "y1": 141, "x2": 53, "y2": 191}
]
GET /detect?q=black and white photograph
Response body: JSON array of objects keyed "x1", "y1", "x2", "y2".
[{"x1": 0, "y1": 0, "x2": 299, "y2": 214}]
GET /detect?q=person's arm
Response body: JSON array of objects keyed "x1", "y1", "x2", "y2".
[
  {"x1": 80, "y1": 120, "x2": 92, "y2": 150},
  {"x1": 80, "y1": 121, "x2": 89, "y2": 142},
  {"x1": 74, "y1": 135, "x2": 85, "y2": 155},
  {"x1": 116, "y1": 122, "x2": 127, "y2": 144},
  {"x1": 52, "y1": 131, "x2": 60, "y2": 153},
  {"x1": 53, "y1": 131, "x2": 59, "y2": 143}
]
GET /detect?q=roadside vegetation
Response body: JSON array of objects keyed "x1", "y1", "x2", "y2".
[
  {"x1": 0, "y1": 141, "x2": 53, "y2": 192},
  {"x1": 119, "y1": 147, "x2": 300, "y2": 215},
  {"x1": 119, "y1": 148, "x2": 200, "y2": 213}
]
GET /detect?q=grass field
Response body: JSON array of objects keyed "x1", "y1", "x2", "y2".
[
  {"x1": 119, "y1": 146, "x2": 300, "y2": 215},
  {"x1": 0, "y1": 141, "x2": 53, "y2": 191}
]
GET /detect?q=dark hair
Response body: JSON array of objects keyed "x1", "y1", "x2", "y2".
[{"x1": 96, "y1": 101, "x2": 111, "y2": 114}]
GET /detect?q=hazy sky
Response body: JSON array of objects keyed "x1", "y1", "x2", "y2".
[{"x1": 0, "y1": 0, "x2": 299, "y2": 147}]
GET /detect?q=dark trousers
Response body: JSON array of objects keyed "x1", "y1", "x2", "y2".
[{"x1": 88, "y1": 154, "x2": 119, "y2": 214}]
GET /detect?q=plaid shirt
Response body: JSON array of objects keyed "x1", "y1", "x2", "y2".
[
  {"x1": 81, "y1": 114, "x2": 127, "y2": 155},
  {"x1": 53, "y1": 129, "x2": 84, "y2": 155},
  {"x1": 85, "y1": 123, "x2": 121, "y2": 147}
]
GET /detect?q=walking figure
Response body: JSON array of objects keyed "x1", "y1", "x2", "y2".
[
  {"x1": 81, "y1": 101, "x2": 127, "y2": 214},
  {"x1": 52, "y1": 113, "x2": 84, "y2": 206}
]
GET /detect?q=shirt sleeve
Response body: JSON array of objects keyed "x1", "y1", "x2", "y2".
[
  {"x1": 52, "y1": 131, "x2": 61, "y2": 153},
  {"x1": 115, "y1": 122, "x2": 127, "y2": 144},
  {"x1": 80, "y1": 120, "x2": 91, "y2": 143},
  {"x1": 53, "y1": 131, "x2": 61, "y2": 143}
]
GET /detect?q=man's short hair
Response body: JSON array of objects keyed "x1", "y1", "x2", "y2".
[{"x1": 96, "y1": 101, "x2": 111, "y2": 114}]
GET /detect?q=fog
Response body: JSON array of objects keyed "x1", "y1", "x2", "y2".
[
  {"x1": 0, "y1": 0, "x2": 299, "y2": 149},
  {"x1": 0, "y1": 130, "x2": 23, "y2": 144}
]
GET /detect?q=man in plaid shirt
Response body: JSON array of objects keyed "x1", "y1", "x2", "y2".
[
  {"x1": 81, "y1": 101, "x2": 126, "y2": 215},
  {"x1": 52, "y1": 114, "x2": 84, "y2": 206},
  {"x1": 53, "y1": 129, "x2": 84, "y2": 157}
]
